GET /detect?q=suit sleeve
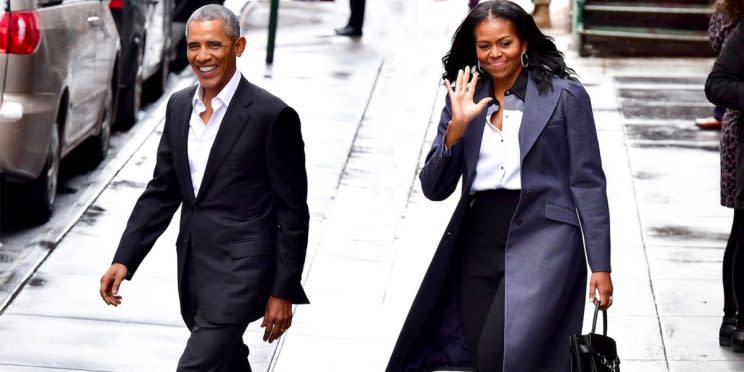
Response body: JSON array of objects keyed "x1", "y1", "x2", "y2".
[
  {"x1": 266, "y1": 107, "x2": 310, "y2": 304},
  {"x1": 565, "y1": 84, "x2": 611, "y2": 273},
  {"x1": 419, "y1": 94, "x2": 465, "y2": 201},
  {"x1": 705, "y1": 20, "x2": 744, "y2": 111},
  {"x1": 112, "y1": 96, "x2": 183, "y2": 280}
]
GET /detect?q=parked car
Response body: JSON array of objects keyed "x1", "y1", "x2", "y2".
[
  {"x1": 170, "y1": 0, "x2": 223, "y2": 72},
  {"x1": 109, "y1": 0, "x2": 173, "y2": 128},
  {"x1": 0, "y1": 0, "x2": 119, "y2": 221}
]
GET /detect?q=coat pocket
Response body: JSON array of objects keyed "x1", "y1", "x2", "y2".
[
  {"x1": 226, "y1": 237, "x2": 274, "y2": 259},
  {"x1": 545, "y1": 202, "x2": 580, "y2": 227}
]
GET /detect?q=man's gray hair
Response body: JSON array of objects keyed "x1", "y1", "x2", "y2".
[{"x1": 186, "y1": 4, "x2": 241, "y2": 40}]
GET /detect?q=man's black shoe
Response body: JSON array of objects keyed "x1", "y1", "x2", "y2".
[{"x1": 334, "y1": 26, "x2": 362, "y2": 37}]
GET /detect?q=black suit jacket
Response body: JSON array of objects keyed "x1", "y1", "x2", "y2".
[{"x1": 113, "y1": 77, "x2": 310, "y2": 324}]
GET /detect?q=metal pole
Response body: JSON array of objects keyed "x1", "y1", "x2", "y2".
[{"x1": 266, "y1": 0, "x2": 280, "y2": 65}]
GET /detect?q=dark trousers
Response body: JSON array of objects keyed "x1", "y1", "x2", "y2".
[
  {"x1": 177, "y1": 245, "x2": 252, "y2": 372},
  {"x1": 347, "y1": 0, "x2": 366, "y2": 30},
  {"x1": 723, "y1": 208, "x2": 744, "y2": 325},
  {"x1": 459, "y1": 189, "x2": 520, "y2": 372}
]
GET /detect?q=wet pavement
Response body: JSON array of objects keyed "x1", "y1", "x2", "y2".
[{"x1": 0, "y1": 0, "x2": 742, "y2": 371}]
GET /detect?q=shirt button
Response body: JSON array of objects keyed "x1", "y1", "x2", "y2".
[
  {"x1": 192, "y1": 208, "x2": 200, "y2": 214},
  {"x1": 505, "y1": 90, "x2": 512, "y2": 95}
]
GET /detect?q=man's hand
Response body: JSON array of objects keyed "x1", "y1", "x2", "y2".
[
  {"x1": 261, "y1": 296, "x2": 292, "y2": 343},
  {"x1": 99, "y1": 263, "x2": 128, "y2": 306},
  {"x1": 589, "y1": 271, "x2": 614, "y2": 310}
]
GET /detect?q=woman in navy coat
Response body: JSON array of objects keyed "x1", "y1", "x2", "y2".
[{"x1": 387, "y1": 2, "x2": 614, "y2": 371}]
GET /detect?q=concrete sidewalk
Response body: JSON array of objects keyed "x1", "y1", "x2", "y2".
[{"x1": 0, "y1": 0, "x2": 741, "y2": 371}]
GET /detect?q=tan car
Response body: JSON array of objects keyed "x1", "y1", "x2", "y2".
[{"x1": 0, "y1": 0, "x2": 119, "y2": 221}]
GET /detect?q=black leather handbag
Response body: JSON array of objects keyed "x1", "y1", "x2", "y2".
[{"x1": 569, "y1": 302, "x2": 620, "y2": 372}]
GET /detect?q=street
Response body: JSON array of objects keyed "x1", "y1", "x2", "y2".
[{"x1": 0, "y1": 0, "x2": 742, "y2": 371}]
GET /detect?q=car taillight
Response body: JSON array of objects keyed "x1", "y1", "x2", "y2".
[
  {"x1": 0, "y1": 11, "x2": 41, "y2": 55},
  {"x1": 109, "y1": 0, "x2": 124, "y2": 9}
]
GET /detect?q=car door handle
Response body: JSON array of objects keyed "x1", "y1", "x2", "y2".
[{"x1": 87, "y1": 16, "x2": 103, "y2": 27}]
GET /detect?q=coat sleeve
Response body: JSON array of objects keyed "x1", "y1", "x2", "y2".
[
  {"x1": 419, "y1": 94, "x2": 465, "y2": 201},
  {"x1": 113, "y1": 96, "x2": 183, "y2": 280},
  {"x1": 266, "y1": 107, "x2": 310, "y2": 304},
  {"x1": 705, "y1": 20, "x2": 744, "y2": 111},
  {"x1": 564, "y1": 84, "x2": 611, "y2": 273}
]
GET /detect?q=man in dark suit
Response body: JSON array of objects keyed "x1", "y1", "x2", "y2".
[{"x1": 98, "y1": 5, "x2": 309, "y2": 371}]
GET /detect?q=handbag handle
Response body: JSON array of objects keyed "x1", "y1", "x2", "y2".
[{"x1": 590, "y1": 301, "x2": 608, "y2": 336}]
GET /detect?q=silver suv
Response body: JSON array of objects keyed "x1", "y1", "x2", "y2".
[{"x1": 0, "y1": 0, "x2": 120, "y2": 221}]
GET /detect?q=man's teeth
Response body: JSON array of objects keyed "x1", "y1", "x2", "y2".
[{"x1": 199, "y1": 66, "x2": 217, "y2": 72}]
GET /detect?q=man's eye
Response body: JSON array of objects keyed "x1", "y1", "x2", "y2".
[{"x1": 208, "y1": 43, "x2": 222, "y2": 49}]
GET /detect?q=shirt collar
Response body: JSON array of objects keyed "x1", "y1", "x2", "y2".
[
  {"x1": 508, "y1": 69, "x2": 528, "y2": 101},
  {"x1": 192, "y1": 69, "x2": 242, "y2": 109}
]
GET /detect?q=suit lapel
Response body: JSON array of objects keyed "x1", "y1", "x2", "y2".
[
  {"x1": 519, "y1": 74, "x2": 562, "y2": 161},
  {"x1": 175, "y1": 87, "x2": 197, "y2": 205},
  {"x1": 195, "y1": 77, "x2": 254, "y2": 203}
]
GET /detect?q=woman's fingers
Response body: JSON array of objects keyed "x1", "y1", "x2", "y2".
[
  {"x1": 456, "y1": 69, "x2": 464, "y2": 94},
  {"x1": 599, "y1": 284, "x2": 613, "y2": 310},
  {"x1": 467, "y1": 71, "x2": 479, "y2": 97},
  {"x1": 444, "y1": 79, "x2": 454, "y2": 98},
  {"x1": 588, "y1": 281, "x2": 597, "y2": 303},
  {"x1": 462, "y1": 66, "x2": 470, "y2": 94}
]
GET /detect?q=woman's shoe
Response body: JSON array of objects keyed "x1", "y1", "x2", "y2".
[
  {"x1": 733, "y1": 328, "x2": 744, "y2": 352},
  {"x1": 720, "y1": 315, "x2": 736, "y2": 346}
]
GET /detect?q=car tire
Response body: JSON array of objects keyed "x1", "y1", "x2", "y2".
[
  {"x1": 115, "y1": 42, "x2": 144, "y2": 130},
  {"x1": 83, "y1": 80, "x2": 114, "y2": 167},
  {"x1": 143, "y1": 44, "x2": 170, "y2": 103},
  {"x1": 28, "y1": 121, "x2": 61, "y2": 222}
]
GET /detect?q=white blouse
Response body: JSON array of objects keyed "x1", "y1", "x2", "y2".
[{"x1": 470, "y1": 92, "x2": 524, "y2": 192}]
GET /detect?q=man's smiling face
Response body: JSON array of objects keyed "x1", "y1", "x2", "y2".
[{"x1": 186, "y1": 19, "x2": 245, "y2": 98}]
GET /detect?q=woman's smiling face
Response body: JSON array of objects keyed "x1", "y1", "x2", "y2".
[{"x1": 474, "y1": 17, "x2": 526, "y2": 82}]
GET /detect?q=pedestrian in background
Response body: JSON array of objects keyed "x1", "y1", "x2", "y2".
[
  {"x1": 334, "y1": 0, "x2": 365, "y2": 36},
  {"x1": 694, "y1": 6, "x2": 738, "y2": 129},
  {"x1": 531, "y1": 0, "x2": 551, "y2": 28},
  {"x1": 386, "y1": 1, "x2": 613, "y2": 371},
  {"x1": 99, "y1": 5, "x2": 311, "y2": 370},
  {"x1": 705, "y1": 1, "x2": 744, "y2": 352}
]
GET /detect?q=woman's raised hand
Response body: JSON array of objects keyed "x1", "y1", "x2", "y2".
[{"x1": 443, "y1": 67, "x2": 493, "y2": 147}]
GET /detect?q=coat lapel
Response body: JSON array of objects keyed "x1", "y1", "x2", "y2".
[
  {"x1": 519, "y1": 74, "x2": 562, "y2": 161},
  {"x1": 175, "y1": 86, "x2": 197, "y2": 205},
  {"x1": 195, "y1": 77, "x2": 254, "y2": 203},
  {"x1": 463, "y1": 76, "x2": 492, "y2": 184}
]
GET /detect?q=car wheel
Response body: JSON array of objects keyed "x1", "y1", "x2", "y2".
[
  {"x1": 115, "y1": 43, "x2": 145, "y2": 130},
  {"x1": 143, "y1": 43, "x2": 170, "y2": 103},
  {"x1": 84, "y1": 80, "x2": 114, "y2": 166},
  {"x1": 28, "y1": 122, "x2": 61, "y2": 222}
]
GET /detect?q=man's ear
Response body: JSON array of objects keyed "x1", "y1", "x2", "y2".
[{"x1": 235, "y1": 36, "x2": 247, "y2": 57}]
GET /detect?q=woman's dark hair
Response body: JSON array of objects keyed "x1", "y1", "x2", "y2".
[
  {"x1": 717, "y1": 0, "x2": 744, "y2": 21},
  {"x1": 442, "y1": 0, "x2": 575, "y2": 93}
]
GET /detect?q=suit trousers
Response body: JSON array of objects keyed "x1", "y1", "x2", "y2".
[
  {"x1": 459, "y1": 189, "x2": 520, "y2": 372},
  {"x1": 347, "y1": 0, "x2": 366, "y2": 30},
  {"x1": 177, "y1": 244, "x2": 252, "y2": 372}
]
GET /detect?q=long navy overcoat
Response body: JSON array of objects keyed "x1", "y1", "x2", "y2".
[{"x1": 386, "y1": 73, "x2": 611, "y2": 372}]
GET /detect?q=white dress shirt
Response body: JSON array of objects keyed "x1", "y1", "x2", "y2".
[
  {"x1": 188, "y1": 70, "x2": 242, "y2": 196},
  {"x1": 470, "y1": 93, "x2": 524, "y2": 192}
]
